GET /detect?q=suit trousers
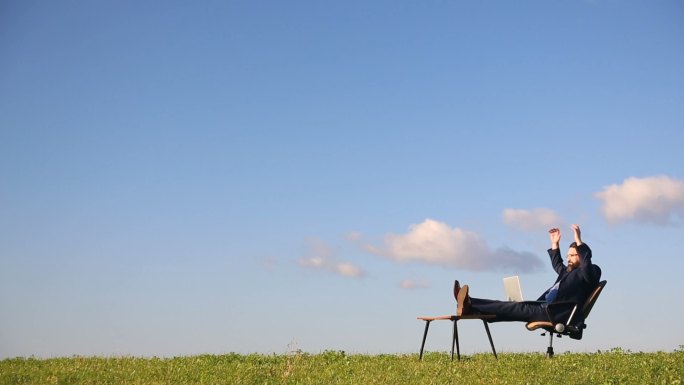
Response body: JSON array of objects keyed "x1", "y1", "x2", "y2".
[{"x1": 470, "y1": 298, "x2": 548, "y2": 323}]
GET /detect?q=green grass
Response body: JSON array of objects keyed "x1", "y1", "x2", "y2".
[{"x1": 2, "y1": 349, "x2": 683, "y2": 385}]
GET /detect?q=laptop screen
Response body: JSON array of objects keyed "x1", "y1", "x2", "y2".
[{"x1": 503, "y1": 276, "x2": 524, "y2": 302}]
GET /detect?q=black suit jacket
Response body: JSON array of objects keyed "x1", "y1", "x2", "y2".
[{"x1": 537, "y1": 243, "x2": 601, "y2": 326}]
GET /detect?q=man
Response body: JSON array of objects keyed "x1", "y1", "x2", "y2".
[{"x1": 456, "y1": 224, "x2": 601, "y2": 334}]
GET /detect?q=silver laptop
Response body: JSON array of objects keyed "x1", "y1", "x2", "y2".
[{"x1": 503, "y1": 276, "x2": 524, "y2": 302}]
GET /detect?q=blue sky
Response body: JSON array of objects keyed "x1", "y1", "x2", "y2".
[{"x1": 1, "y1": 0, "x2": 683, "y2": 358}]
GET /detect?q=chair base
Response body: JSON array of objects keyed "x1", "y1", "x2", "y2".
[
  {"x1": 546, "y1": 346, "x2": 554, "y2": 358},
  {"x1": 539, "y1": 329, "x2": 560, "y2": 358}
]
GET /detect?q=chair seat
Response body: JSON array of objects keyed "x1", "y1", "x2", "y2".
[
  {"x1": 526, "y1": 321, "x2": 553, "y2": 331},
  {"x1": 417, "y1": 315, "x2": 452, "y2": 321},
  {"x1": 418, "y1": 314, "x2": 496, "y2": 322}
]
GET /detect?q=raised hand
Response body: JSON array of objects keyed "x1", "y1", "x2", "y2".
[
  {"x1": 571, "y1": 224, "x2": 582, "y2": 245},
  {"x1": 548, "y1": 228, "x2": 561, "y2": 249}
]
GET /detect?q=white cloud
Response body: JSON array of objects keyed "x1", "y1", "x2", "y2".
[
  {"x1": 298, "y1": 238, "x2": 365, "y2": 278},
  {"x1": 345, "y1": 231, "x2": 363, "y2": 241},
  {"x1": 400, "y1": 279, "x2": 431, "y2": 290},
  {"x1": 358, "y1": 219, "x2": 543, "y2": 272},
  {"x1": 299, "y1": 256, "x2": 325, "y2": 268},
  {"x1": 335, "y1": 263, "x2": 364, "y2": 278},
  {"x1": 502, "y1": 208, "x2": 563, "y2": 231},
  {"x1": 595, "y1": 175, "x2": 684, "y2": 225}
]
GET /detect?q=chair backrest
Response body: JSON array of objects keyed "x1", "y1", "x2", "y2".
[{"x1": 582, "y1": 280, "x2": 607, "y2": 319}]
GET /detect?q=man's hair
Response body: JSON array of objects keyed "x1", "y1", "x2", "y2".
[{"x1": 569, "y1": 242, "x2": 578, "y2": 249}]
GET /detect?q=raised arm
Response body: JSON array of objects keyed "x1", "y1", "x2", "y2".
[
  {"x1": 548, "y1": 228, "x2": 560, "y2": 250},
  {"x1": 571, "y1": 224, "x2": 598, "y2": 283},
  {"x1": 547, "y1": 227, "x2": 564, "y2": 274},
  {"x1": 571, "y1": 224, "x2": 583, "y2": 246}
]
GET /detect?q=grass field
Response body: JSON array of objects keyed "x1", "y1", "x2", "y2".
[{"x1": 2, "y1": 349, "x2": 683, "y2": 385}]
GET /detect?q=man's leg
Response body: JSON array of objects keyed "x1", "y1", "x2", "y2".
[{"x1": 469, "y1": 298, "x2": 548, "y2": 322}]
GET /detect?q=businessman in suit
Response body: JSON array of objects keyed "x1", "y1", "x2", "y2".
[{"x1": 455, "y1": 224, "x2": 601, "y2": 331}]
